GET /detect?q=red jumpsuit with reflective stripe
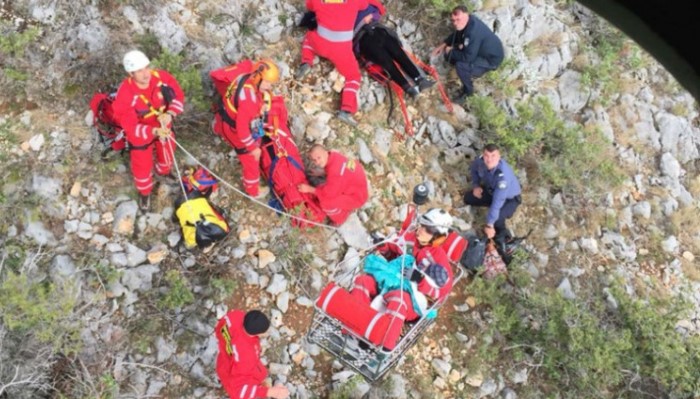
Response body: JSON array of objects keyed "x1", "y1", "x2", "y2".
[
  {"x1": 210, "y1": 61, "x2": 265, "y2": 196},
  {"x1": 350, "y1": 233, "x2": 454, "y2": 348},
  {"x1": 112, "y1": 70, "x2": 184, "y2": 195},
  {"x1": 314, "y1": 151, "x2": 369, "y2": 225},
  {"x1": 215, "y1": 310, "x2": 269, "y2": 399},
  {"x1": 301, "y1": 0, "x2": 369, "y2": 114}
]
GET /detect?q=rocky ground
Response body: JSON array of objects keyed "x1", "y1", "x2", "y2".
[{"x1": 1, "y1": 0, "x2": 699, "y2": 398}]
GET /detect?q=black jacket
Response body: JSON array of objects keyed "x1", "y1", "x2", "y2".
[{"x1": 444, "y1": 14, "x2": 504, "y2": 69}]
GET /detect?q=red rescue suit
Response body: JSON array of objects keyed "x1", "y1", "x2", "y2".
[
  {"x1": 215, "y1": 310, "x2": 269, "y2": 399},
  {"x1": 314, "y1": 151, "x2": 369, "y2": 225},
  {"x1": 210, "y1": 60, "x2": 267, "y2": 196},
  {"x1": 112, "y1": 70, "x2": 185, "y2": 195},
  {"x1": 301, "y1": 0, "x2": 369, "y2": 114},
  {"x1": 347, "y1": 233, "x2": 453, "y2": 349}
]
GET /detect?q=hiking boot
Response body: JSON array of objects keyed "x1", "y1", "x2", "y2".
[
  {"x1": 138, "y1": 193, "x2": 151, "y2": 212},
  {"x1": 295, "y1": 63, "x2": 311, "y2": 79},
  {"x1": 405, "y1": 85, "x2": 420, "y2": 98},
  {"x1": 336, "y1": 110, "x2": 358, "y2": 127},
  {"x1": 451, "y1": 89, "x2": 470, "y2": 103},
  {"x1": 417, "y1": 77, "x2": 436, "y2": 91}
]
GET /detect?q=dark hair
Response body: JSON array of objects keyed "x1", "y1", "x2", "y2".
[
  {"x1": 452, "y1": 5, "x2": 469, "y2": 14},
  {"x1": 484, "y1": 143, "x2": 499, "y2": 152}
]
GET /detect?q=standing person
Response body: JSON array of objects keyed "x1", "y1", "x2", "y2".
[
  {"x1": 112, "y1": 50, "x2": 185, "y2": 212},
  {"x1": 430, "y1": 5, "x2": 504, "y2": 103},
  {"x1": 210, "y1": 59, "x2": 281, "y2": 198},
  {"x1": 463, "y1": 144, "x2": 521, "y2": 238},
  {"x1": 296, "y1": 0, "x2": 369, "y2": 126},
  {"x1": 215, "y1": 309, "x2": 290, "y2": 399},
  {"x1": 353, "y1": 2, "x2": 435, "y2": 97},
  {"x1": 297, "y1": 144, "x2": 369, "y2": 226}
]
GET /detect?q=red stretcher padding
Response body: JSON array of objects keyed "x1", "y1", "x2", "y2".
[{"x1": 315, "y1": 282, "x2": 405, "y2": 350}]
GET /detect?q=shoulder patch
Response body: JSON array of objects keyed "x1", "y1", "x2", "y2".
[{"x1": 498, "y1": 180, "x2": 507, "y2": 190}]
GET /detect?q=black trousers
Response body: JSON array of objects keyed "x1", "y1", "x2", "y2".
[
  {"x1": 463, "y1": 191, "x2": 521, "y2": 233},
  {"x1": 359, "y1": 29, "x2": 421, "y2": 89}
]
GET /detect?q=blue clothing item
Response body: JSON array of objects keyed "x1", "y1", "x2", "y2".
[
  {"x1": 354, "y1": 5, "x2": 381, "y2": 29},
  {"x1": 444, "y1": 14, "x2": 504, "y2": 69},
  {"x1": 363, "y1": 254, "x2": 437, "y2": 319},
  {"x1": 470, "y1": 157, "x2": 521, "y2": 226}
]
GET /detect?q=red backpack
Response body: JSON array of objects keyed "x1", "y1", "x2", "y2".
[{"x1": 89, "y1": 92, "x2": 127, "y2": 155}]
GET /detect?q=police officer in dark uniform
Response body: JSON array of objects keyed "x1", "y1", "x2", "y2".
[
  {"x1": 464, "y1": 143, "x2": 521, "y2": 238},
  {"x1": 431, "y1": 5, "x2": 504, "y2": 102}
]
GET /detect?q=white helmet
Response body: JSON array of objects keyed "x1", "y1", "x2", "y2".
[
  {"x1": 123, "y1": 50, "x2": 150, "y2": 73},
  {"x1": 418, "y1": 208, "x2": 453, "y2": 235}
]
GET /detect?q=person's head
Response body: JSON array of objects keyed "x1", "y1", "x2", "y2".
[
  {"x1": 416, "y1": 208, "x2": 453, "y2": 245},
  {"x1": 308, "y1": 144, "x2": 330, "y2": 169},
  {"x1": 253, "y1": 59, "x2": 280, "y2": 92},
  {"x1": 123, "y1": 50, "x2": 151, "y2": 87},
  {"x1": 243, "y1": 310, "x2": 271, "y2": 336},
  {"x1": 482, "y1": 143, "x2": 501, "y2": 170},
  {"x1": 451, "y1": 5, "x2": 470, "y2": 30}
]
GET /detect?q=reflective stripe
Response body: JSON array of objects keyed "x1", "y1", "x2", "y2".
[
  {"x1": 170, "y1": 99, "x2": 184, "y2": 112},
  {"x1": 322, "y1": 285, "x2": 341, "y2": 311},
  {"x1": 324, "y1": 208, "x2": 340, "y2": 215},
  {"x1": 317, "y1": 25, "x2": 353, "y2": 42},
  {"x1": 249, "y1": 386, "x2": 257, "y2": 398},
  {"x1": 344, "y1": 88, "x2": 358, "y2": 94},
  {"x1": 240, "y1": 385, "x2": 247, "y2": 399},
  {"x1": 385, "y1": 309, "x2": 405, "y2": 320},
  {"x1": 339, "y1": 162, "x2": 347, "y2": 176},
  {"x1": 354, "y1": 285, "x2": 370, "y2": 297},
  {"x1": 243, "y1": 178, "x2": 259, "y2": 184},
  {"x1": 447, "y1": 236, "x2": 464, "y2": 259},
  {"x1": 364, "y1": 312, "x2": 383, "y2": 339},
  {"x1": 224, "y1": 314, "x2": 232, "y2": 327},
  {"x1": 232, "y1": 344, "x2": 239, "y2": 362}
]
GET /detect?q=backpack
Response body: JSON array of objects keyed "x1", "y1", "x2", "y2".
[
  {"x1": 174, "y1": 194, "x2": 230, "y2": 250},
  {"x1": 460, "y1": 233, "x2": 487, "y2": 273},
  {"x1": 89, "y1": 92, "x2": 127, "y2": 154},
  {"x1": 181, "y1": 166, "x2": 219, "y2": 198}
]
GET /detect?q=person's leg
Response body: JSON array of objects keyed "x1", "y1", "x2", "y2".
[
  {"x1": 350, "y1": 274, "x2": 378, "y2": 305},
  {"x1": 463, "y1": 190, "x2": 492, "y2": 207},
  {"x1": 154, "y1": 134, "x2": 175, "y2": 175},
  {"x1": 130, "y1": 145, "x2": 154, "y2": 195},
  {"x1": 237, "y1": 152, "x2": 261, "y2": 196},
  {"x1": 493, "y1": 196, "x2": 521, "y2": 234},
  {"x1": 455, "y1": 61, "x2": 474, "y2": 95},
  {"x1": 361, "y1": 34, "x2": 413, "y2": 89},
  {"x1": 383, "y1": 34, "x2": 423, "y2": 82},
  {"x1": 328, "y1": 43, "x2": 362, "y2": 114},
  {"x1": 300, "y1": 31, "x2": 318, "y2": 66}
]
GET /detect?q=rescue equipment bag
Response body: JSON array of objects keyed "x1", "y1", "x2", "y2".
[
  {"x1": 460, "y1": 233, "x2": 487, "y2": 272},
  {"x1": 181, "y1": 166, "x2": 219, "y2": 198},
  {"x1": 174, "y1": 194, "x2": 230, "y2": 250},
  {"x1": 482, "y1": 239, "x2": 507, "y2": 279},
  {"x1": 89, "y1": 91, "x2": 127, "y2": 154}
]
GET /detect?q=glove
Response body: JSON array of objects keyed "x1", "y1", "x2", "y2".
[
  {"x1": 402, "y1": 267, "x2": 422, "y2": 282},
  {"x1": 370, "y1": 232, "x2": 386, "y2": 245},
  {"x1": 157, "y1": 112, "x2": 173, "y2": 127},
  {"x1": 153, "y1": 127, "x2": 171, "y2": 139}
]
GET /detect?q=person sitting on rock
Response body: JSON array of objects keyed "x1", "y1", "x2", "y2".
[
  {"x1": 353, "y1": 1, "x2": 435, "y2": 97},
  {"x1": 297, "y1": 144, "x2": 369, "y2": 226}
]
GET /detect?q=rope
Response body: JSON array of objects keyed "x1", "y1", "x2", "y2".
[{"x1": 170, "y1": 136, "x2": 338, "y2": 231}]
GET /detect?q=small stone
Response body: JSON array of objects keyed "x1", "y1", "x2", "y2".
[
  {"x1": 682, "y1": 251, "x2": 695, "y2": 261},
  {"x1": 256, "y1": 249, "x2": 276, "y2": 268},
  {"x1": 70, "y1": 181, "x2": 81, "y2": 197},
  {"x1": 466, "y1": 296, "x2": 477, "y2": 308},
  {"x1": 465, "y1": 371, "x2": 483, "y2": 387},
  {"x1": 28, "y1": 134, "x2": 45, "y2": 151},
  {"x1": 147, "y1": 245, "x2": 168, "y2": 264}
]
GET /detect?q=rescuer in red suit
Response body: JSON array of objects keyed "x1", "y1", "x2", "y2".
[
  {"x1": 297, "y1": 144, "x2": 369, "y2": 226},
  {"x1": 112, "y1": 49, "x2": 185, "y2": 212}
]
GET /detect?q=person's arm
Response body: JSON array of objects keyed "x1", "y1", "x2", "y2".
[
  {"x1": 161, "y1": 70, "x2": 185, "y2": 116},
  {"x1": 486, "y1": 175, "x2": 507, "y2": 227},
  {"x1": 235, "y1": 91, "x2": 262, "y2": 153}
]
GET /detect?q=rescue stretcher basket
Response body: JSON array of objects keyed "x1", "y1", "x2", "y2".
[{"x1": 305, "y1": 264, "x2": 465, "y2": 382}]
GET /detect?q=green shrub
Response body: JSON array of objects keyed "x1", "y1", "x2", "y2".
[
  {"x1": 152, "y1": 50, "x2": 208, "y2": 113},
  {"x1": 158, "y1": 269, "x2": 195, "y2": 310},
  {"x1": 0, "y1": 25, "x2": 40, "y2": 57},
  {"x1": 462, "y1": 272, "x2": 700, "y2": 397},
  {"x1": 0, "y1": 272, "x2": 81, "y2": 352},
  {"x1": 211, "y1": 277, "x2": 238, "y2": 301}
]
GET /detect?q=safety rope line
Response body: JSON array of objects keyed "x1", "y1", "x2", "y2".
[{"x1": 170, "y1": 136, "x2": 339, "y2": 231}]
